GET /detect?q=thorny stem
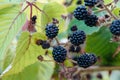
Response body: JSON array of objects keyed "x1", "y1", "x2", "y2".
[{"x1": 102, "y1": 4, "x2": 118, "y2": 20}]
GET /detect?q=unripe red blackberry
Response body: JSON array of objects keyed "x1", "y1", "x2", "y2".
[
  {"x1": 109, "y1": 20, "x2": 120, "y2": 36},
  {"x1": 69, "y1": 30, "x2": 86, "y2": 46},
  {"x1": 45, "y1": 23, "x2": 59, "y2": 39},
  {"x1": 52, "y1": 46, "x2": 67, "y2": 63},
  {"x1": 74, "y1": 5, "x2": 88, "y2": 20}
]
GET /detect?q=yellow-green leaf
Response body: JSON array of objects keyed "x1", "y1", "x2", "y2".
[{"x1": 2, "y1": 32, "x2": 46, "y2": 76}]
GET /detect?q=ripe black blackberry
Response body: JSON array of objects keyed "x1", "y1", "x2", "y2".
[
  {"x1": 52, "y1": 46, "x2": 67, "y2": 63},
  {"x1": 84, "y1": 0, "x2": 98, "y2": 7},
  {"x1": 69, "y1": 30, "x2": 86, "y2": 46},
  {"x1": 74, "y1": 5, "x2": 88, "y2": 20},
  {"x1": 41, "y1": 40, "x2": 50, "y2": 49},
  {"x1": 71, "y1": 25, "x2": 78, "y2": 32},
  {"x1": 109, "y1": 20, "x2": 120, "y2": 36},
  {"x1": 84, "y1": 14, "x2": 98, "y2": 27},
  {"x1": 45, "y1": 23, "x2": 59, "y2": 39},
  {"x1": 77, "y1": 53, "x2": 97, "y2": 68},
  {"x1": 69, "y1": 45, "x2": 81, "y2": 53}
]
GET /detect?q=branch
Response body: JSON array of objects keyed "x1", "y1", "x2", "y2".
[
  {"x1": 32, "y1": 3, "x2": 50, "y2": 20},
  {"x1": 79, "y1": 66, "x2": 120, "y2": 73},
  {"x1": 102, "y1": 4, "x2": 118, "y2": 20}
]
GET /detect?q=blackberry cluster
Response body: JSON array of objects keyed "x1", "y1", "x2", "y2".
[
  {"x1": 74, "y1": 5, "x2": 88, "y2": 20},
  {"x1": 84, "y1": 14, "x2": 98, "y2": 27},
  {"x1": 77, "y1": 53, "x2": 97, "y2": 68},
  {"x1": 109, "y1": 20, "x2": 120, "y2": 36},
  {"x1": 69, "y1": 45, "x2": 81, "y2": 53},
  {"x1": 52, "y1": 46, "x2": 67, "y2": 63},
  {"x1": 84, "y1": 0, "x2": 98, "y2": 7},
  {"x1": 45, "y1": 23, "x2": 59, "y2": 39},
  {"x1": 69, "y1": 30, "x2": 86, "y2": 46}
]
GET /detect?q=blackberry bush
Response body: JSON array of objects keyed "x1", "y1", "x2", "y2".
[
  {"x1": 74, "y1": 5, "x2": 88, "y2": 20},
  {"x1": 45, "y1": 23, "x2": 59, "y2": 39},
  {"x1": 84, "y1": 0, "x2": 98, "y2": 7},
  {"x1": 77, "y1": 53, "x2": 97, "y2": 68},
  {"x1": 84, "y1": 14, "x2": 98, "y2": 27},
  {"x1": 69, "y1": 30, "x2": 86, "y2": 46},
  {"x1": 109, "y1": 20, "x2": 120, "y2": 36},
  {"x1": 52, "y1": 46, "x2": 67, "y2": 63}
]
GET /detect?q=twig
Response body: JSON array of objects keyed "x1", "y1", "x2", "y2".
[
  {"x1": 102, "y1": 4, "x2": 118, "y2": 20},
  {"x1": 79, "y1": 66, "x2": 120, "y2": 73},
  {"x1": 55, "y1": 37, "x2": 60, "y2": 45},
  {"x1": 32, "y1": 3, "x2": 50, "y2": 20}
]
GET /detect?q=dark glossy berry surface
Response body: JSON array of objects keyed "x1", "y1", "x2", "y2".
[
  {"x1": 52, "y1": 46, "x2": 67, "y2": 63},
  {"x1": 71, "y1": 25, "x2": 78, "y2": 32},
  {"x1": 84, "y1": 0, "x2": 98, "y2": 7},
  {"x1": 84, "y1": 14, "x2": 98, "y2": 27},
  {"x1": 70, "y1": 30, "x2": 86, "y2": 46},
  {"x1": 74, "y1": 5, "x2": 88, "y2": 20},
  {"x1": 45, "y1": 23, "x2": 59, "y2": 39},
  {"x1": 109, "y1": 20, "x2": 120, "y2": 36},
  {"x1": 41, "y1": 41, "x2": 50, "y2": 49},
  {"x1": 77, "y1": 53, "x2": 97, "y2": 68}
]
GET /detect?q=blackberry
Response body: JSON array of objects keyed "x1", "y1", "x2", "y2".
[
  {"x1": 74, "y1": 5, "x2": 88, "y2": 20},
  {"x1": 41, "y1": 41, "x2": 50, "y2": 49},
  {"x1": 45, "y1": 23, "x2": 59, "y2": 39},
  {"x1": 52, "y1": 46, "x2": 67, "y2": 63},
  {"x1": 70, "y1": 30, "x2": 86, "y2": 46},
  {"x1": 69, "y1": 45, "x2": 81, "y2": 53},
  {"x1": 77, "y1": 53, "x2": 97, "y2": 68},
  {"x1": 109, "y1": 20, "x2": 120, "y2": 36},
  {"x1": 84, "y1": 0, "x2": 98, "y2": 7},
  {"x1": 71, "y1": 25, "x2": 78, "y2": 32},
  {"x1": 31, "y1": 15, "x2": 37, "y2": 24},
  {"x1": 84, "y1": 14, "x2": 98, "y2": 27}
]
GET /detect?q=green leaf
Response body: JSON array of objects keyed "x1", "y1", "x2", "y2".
[
  {"x1": 2, "y1": 61, "x2": 54, "y2": 80},
  {"x1": 85, "y1": 27, "x2": 120, "y2": 66},
  {"x1": 41, "y1": 2, "x2": 67, "y2": 33},
  {"x1": 104, "y1": 0, "x2": 113, "y2": 4},
  {"x1": 0, "y1": 3, "x2": 26, "y2": 61},
  {"x1": 112, "y1": 8, "x2": 120, "y2": 18},
  {"x1": 2, "y1": 32, "x2": 46, "y2": 76},
  {"x1": 68, "y1": 19, "x2": 100, "y2": 35}
]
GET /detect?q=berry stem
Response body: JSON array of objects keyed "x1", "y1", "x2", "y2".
[
  {"x1": 55, "y1": 37, "x2": 60, "y2": 45},
  {"x1": 102, "y1": 4, "x2": 118, "y2": 20}
]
